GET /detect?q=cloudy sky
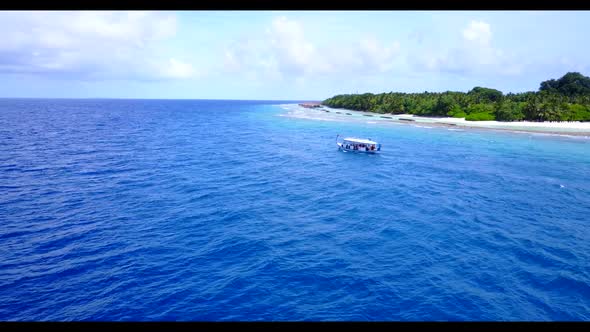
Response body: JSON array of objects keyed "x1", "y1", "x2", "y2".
[{"x1": 1, "y1": 11, "x2": 589, "y2": 100}]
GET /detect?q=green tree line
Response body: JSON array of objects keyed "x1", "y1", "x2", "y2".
[{"x1": 322, "y1": 72, "x2": 590, "y2": 121}]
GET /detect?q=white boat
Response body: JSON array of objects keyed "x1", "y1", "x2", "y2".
[{"x1": 336, "y1": 135, "x2": 381, "y2": 153}]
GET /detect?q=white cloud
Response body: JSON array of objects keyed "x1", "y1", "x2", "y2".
[
  {"x1": 223, "y1": 50, "x2": 241, "y2": 72},
  {"x1": 222, "y1": 16, "x2": 402, "y2": 81},
  {"x1": 358, "y1": 38, "x2": 401, "y2": 72},
  {"x1": 223, "y1": 38, "x2": 283, "y2": 82},
  {"x1": 267, "y1": 16, "x2": 338, "y2": 76},
  {"x1": 159, "y1": 58, "x2": 195, "y2": 79},
  {"x1": 412, "y1": 20, "x2": 522, "y2": 77},
  {"x1": 270, "y1": 16, "x2": 314, "y2": 70},
  {"x1": 0, "y1": 11, "x2": 195, "y2": 81},
  {"x1": 462, "y1": 20, "x2": 492, "y2": 46}
]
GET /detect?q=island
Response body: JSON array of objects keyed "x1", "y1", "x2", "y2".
[{"x1": 322, "y1": 72, "x2": 590, "y2": 123}]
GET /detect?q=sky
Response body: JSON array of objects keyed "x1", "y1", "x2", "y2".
[{"x1": 1, "y1": 10, "x2": 589, "y2": 100}]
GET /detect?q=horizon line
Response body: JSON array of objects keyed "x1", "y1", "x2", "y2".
[{"x1": 0, "y1": 97, "x2": 324, "y2": 102}]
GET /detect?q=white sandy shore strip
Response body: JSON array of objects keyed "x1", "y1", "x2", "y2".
[
  {"x1": 394, "y1": 116, "x2": 590, "y2": 137},
  {"x1": 315, "y1": 105, "x2": 590, "y2": 134},
  {"x1": 397, "y1": 114, "x2": 590, "y2": 130}
]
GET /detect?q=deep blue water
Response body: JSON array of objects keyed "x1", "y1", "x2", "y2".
[{"x1": 1, "y1": 99, "x2": 589, "y2": 321}]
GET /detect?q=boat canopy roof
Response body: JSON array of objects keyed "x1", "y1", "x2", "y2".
[{"x1": 343, "y1": 137, "x2": 378, "y2": 144}]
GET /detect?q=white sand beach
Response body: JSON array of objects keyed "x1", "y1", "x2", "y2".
[
  {"x1": 320, "y1": 106, "x2": 590, "y2": 136},
  {"x1": 398, "y1": 113, "x2": 590, "y2": 129},
  {"x1": 391, "y1": 113, "x2": 590, "y2": 135},
  {"x1": 282, "y1": 104, "x2": 590, "y2": 137}
]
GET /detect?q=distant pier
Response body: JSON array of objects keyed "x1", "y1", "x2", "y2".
[{"x1": 299, "y1": 102, "x2": 322, "y2": 109}]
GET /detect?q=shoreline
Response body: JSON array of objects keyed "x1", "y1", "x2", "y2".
[
  {"x1": 389, "y1": 117, "x2": 590, "y2": 137},
  {"x1": 318, "y1": 107, "x2": 590, "y2": 137}
]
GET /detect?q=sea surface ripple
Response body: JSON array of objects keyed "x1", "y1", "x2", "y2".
[{"x1": 0, "y1": 99, "x2": 589, "y2": 321}]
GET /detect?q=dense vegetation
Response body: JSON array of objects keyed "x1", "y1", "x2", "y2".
[{"x1": 322, "y1": 72, "x2": 590, "y2": 121}]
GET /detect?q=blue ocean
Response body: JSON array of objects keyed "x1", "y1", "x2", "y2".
[{"x1": 1, "y1": 99, "x2": 589, "y2": 321}]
